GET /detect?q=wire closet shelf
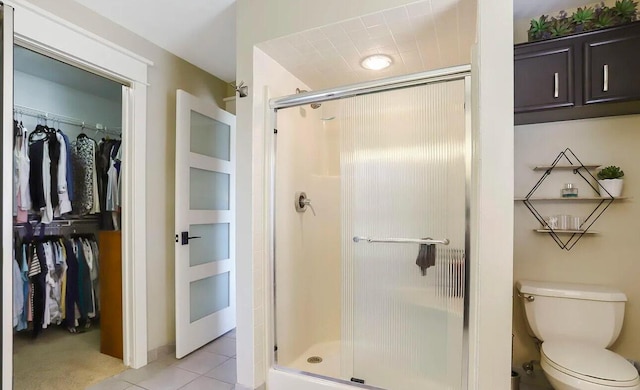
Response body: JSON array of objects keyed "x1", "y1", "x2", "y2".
[{"x1": 13, "y1": 104, "x2": 121, "y2": 137}]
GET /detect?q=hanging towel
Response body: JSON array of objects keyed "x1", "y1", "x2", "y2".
[{"x1": 415, "y1": 238, "x2": 436, "y2": 276}]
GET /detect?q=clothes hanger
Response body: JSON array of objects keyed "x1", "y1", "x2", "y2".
[
  {"x1": 14, "y1": 119, "x2": 21, "y2": 138},
  {"x1": 28, "y1": 121, "x2": 48, "y2": 143},
  {"x1": 78, "y1": 122, "x2": 88, "y2": 139}
]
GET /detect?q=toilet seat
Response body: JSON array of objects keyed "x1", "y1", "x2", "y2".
[{"x1": 542, "y1": 340, "x2": 640, "y2": 387}]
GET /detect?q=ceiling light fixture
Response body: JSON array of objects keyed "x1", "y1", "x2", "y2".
[{"x1": 360, "y1": 54, "x2": 393, "y2": 70}]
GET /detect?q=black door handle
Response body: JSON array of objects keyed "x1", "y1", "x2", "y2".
[{"x1": 181, "y1": 231, "x2": 202, "y2": 245}]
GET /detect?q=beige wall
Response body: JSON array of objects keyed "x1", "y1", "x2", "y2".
[
  {"x1": 25, "y1": 0, "x2": 230, "y2": 353},
  {"x1": 513, "y1": 114, "x2": 640, "y2": 365}
]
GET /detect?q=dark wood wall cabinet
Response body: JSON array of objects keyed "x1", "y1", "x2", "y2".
[{"x1": 515, "y1": 21, "x2": 640, "y2": 125}]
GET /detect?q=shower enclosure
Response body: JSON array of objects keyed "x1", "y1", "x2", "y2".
[{"x1": 269, "y1": 66, "x2": 471, "y2": 390}]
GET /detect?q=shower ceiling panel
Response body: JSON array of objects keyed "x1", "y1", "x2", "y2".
[{"x1": 257, "y1": 0, "x2": 476, "y2": 90}]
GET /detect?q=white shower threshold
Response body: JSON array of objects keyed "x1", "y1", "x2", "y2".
[
  {"x1": 269, "y1": 368, "x2": 358, "y2": 390},
  {"x1": 277, "y1": 339, "x2": 454, "y2": 390}
]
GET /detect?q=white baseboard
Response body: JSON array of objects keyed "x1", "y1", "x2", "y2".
[
  {"x1": 235, "y1": 383, "x2": 266, "y2": 390},
  {"x1": 147, "y1": 344, "x2": 176, "y2": 363}
]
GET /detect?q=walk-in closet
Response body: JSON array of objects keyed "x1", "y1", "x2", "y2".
[{"x1": 12, "y1": 45, "x2": 126, "y2": 389}]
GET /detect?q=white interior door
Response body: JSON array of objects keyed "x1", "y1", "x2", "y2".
[{"x1": 175, "y1": 90, "x2": 236, "y2": 358}]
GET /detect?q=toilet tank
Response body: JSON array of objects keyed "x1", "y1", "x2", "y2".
[{"x1": 516, "y1": 280, "x2": 627, "y2": 348}]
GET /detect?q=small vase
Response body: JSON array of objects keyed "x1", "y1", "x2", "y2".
[{"x1": 598, "y1": 179, "x2": 623, "y2": 198}]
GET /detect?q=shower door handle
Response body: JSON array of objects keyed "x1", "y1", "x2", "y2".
[{"x1": 352, "y1": 236, "x2": 450, "y2": 245}]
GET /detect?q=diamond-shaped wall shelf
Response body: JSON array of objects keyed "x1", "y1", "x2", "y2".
[{"x1": 523, "y1": 148, "x2": 615, "y2": 251}]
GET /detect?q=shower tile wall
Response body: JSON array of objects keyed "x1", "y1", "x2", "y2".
[
  {"x1": 251, "y1": 49, "x2": 342, "y2": 381},
  {"x1": 274, "y1": 96, "x2": 342, "y2": 367}
]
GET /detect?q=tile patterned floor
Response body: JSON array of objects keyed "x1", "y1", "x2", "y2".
[{"x1": 88, "y1": 329, "x2": 236, "y2": 390}]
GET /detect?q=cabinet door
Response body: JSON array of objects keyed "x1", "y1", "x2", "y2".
[
  {"x1": 515, "y1": 47, "x2": 574, "y2": 113},
  {"x1": 584, "y1": 31, "x2": 640, "y2": 104}
]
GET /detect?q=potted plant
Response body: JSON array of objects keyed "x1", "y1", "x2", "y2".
[
  {"x1": 597, "y1": 165, "x2": 625, "y2": 197},
  {"x1": 528, "y1": 15, "x2": 552, "y2": 41},
  {"x1": 527, "y1": 0, "x2": 639, "y2": 42}
]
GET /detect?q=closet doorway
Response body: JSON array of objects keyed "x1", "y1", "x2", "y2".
[{"x1": 11, "y1": 45, "x2": 128, "y2": 388}]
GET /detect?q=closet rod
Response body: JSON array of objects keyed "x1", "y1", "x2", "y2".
[
  {"x1": 13, "y1": 104, "x2": 121, "y2": 136},
  {"x1": 13, "y1": 217, "x2": 100, "y2": 228}
]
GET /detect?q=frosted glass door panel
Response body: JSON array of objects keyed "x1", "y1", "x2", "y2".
[
  {"x1": 189, "y1": 223, "x2": 230, "y2": 266},
  {"x1": 190, "y1": 272, "x2": 230, "y2": 323},
  {"x1": 190, "y1": 110, "x2": 231, "y2": 161},
  {"x1": 342, "y1": 80, "x2": 467, "y2": 390},
  {"x1": 190, "y1": 168, "x2": 230, "y2": 210}
]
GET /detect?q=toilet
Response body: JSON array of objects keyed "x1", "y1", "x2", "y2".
[{"x1": 517, "y1": 280, "x2": 640, "y2": 390}]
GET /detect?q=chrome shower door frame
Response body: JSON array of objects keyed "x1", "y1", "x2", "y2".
[{"x1": 266, "y1": 64, "x2": 473, "y2": 390}]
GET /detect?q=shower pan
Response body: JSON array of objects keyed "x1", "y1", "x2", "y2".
[{"x1": 268, "y1": 65, "x2": 471, "y2": 390}]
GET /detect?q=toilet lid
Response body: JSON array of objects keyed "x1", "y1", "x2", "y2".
[{"x1": 543, "y1": 341, "x2": 639, "y2": 383}]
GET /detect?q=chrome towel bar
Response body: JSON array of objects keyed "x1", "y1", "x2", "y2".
[{"x1": 352, "y1": 236, "x2": 450, "y2": 245}]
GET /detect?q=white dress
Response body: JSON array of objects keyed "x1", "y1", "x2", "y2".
[{"x1": 54, "y1": 132, "x2": 72, "y2": 216}]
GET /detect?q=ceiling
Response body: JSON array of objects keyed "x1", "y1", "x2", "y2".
[
  {"x1": 73, "y1": 0, "x2": 236, "y2": 82},
  {"x1": 67, "y1": 0, "x2": 584, "y2": 88},
  {"x1": 14, "y1": 46, "x2": 122, "y2": 102},
  {"x1": 257, "y1": 0, "x2": 476, "y2": 90}
]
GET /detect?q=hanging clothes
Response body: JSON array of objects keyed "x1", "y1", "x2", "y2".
[
  {"x1": 29, "y1": 242, "x2": 47, "y2": 337},
  {"x1": 54, "y1": 131, "x2": 72, "y2": 216},
  {"x1": 96, "y1": 139, "x2": 120, "y2": 229},
  {"x1": 116, "y1": 144, "x2": 122, "y2": 211},
  {"x1": 48, "y1": 134, "x2": 61, "y2": 210},
  {"x1": 20, "y1": 122, "x2": 120, "y2": 229},
  {"x1": 29, "y1": 139, "x2": 47, "y2": 213},
  {"x1": 12, "y1": 249, "x2": 24, "y2": 328},
  {"x1": 13, "y1": 231, "x2": 100, "y2": 336},
  {"x1": 72, "y1": 135, "x2": 100, "y2": 215},
  {"x1": 74, "y1": 237, "x2": 93, "y2": 321},
  {"x1": 58, "y1": 130, "x2": 74, "y2": 202},
  {"x1": 41, "y1": 141, "x2": 54, "y2": 224},
  {"x1": 63, "y1": 238, "x2": 80, "y2": 329},
  {"x1": 26, "y1": 126, "x2": 72, "y2": 224},
  {"x1": 14, "y1": 122, "x2": 32, "y2": 223}
]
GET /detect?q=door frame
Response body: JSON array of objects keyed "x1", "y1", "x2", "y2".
[
  {"x1": 265, "y1": 65, "x2": 472, "y2": 389},
  {"x1": 2, "y1": 1, "x2": 152, "y2": 387}
]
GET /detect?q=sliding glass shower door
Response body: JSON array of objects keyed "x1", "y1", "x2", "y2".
[
  {"x1": 341, "y1": 80, "x2": 467, "y2": 389},
  {"x1": 273, "y1": 73, "x2": 469, "y2": 390}
]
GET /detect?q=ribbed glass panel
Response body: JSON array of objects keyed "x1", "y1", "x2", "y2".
[{"x1": 341, "y1": 80, "x2": 466, "y2": 389}]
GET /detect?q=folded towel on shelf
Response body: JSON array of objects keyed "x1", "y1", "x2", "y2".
[{"x1": 415, "y1": 238, "x2": 436, "y2": 276}]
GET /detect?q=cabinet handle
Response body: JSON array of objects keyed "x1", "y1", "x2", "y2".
[
  {"x1": 603, "y1": 64, "x2": 609, "y2": 92},
  {"x1": 554, "y1": 72, "x2": 559, "y2": 98}
]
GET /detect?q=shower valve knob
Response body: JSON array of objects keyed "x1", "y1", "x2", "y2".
[{"x1": 295, "y1": 192, "x2": 316, "y2": 216}]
